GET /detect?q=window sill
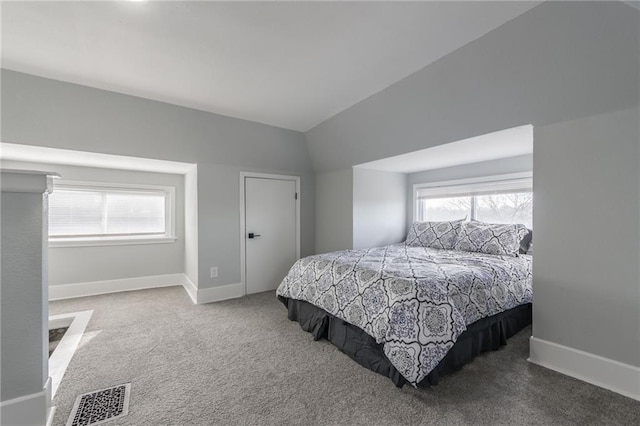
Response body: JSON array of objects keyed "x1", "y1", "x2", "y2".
[{"x1": 49, "y1": 236, "x2": 177, "y2": 248}]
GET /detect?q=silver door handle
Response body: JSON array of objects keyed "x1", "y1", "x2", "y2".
[{"x1": 248, "y1": 233, "x2": 261, "y2": 239}]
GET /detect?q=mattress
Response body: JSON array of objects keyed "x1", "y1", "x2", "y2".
[{"x1": 276, "y1": 244, "x2": 532, "y2": 386}]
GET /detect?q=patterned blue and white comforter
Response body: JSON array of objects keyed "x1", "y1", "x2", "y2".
[{"x1": 276, "y1": 244, "x2": 532, "y2": 386}]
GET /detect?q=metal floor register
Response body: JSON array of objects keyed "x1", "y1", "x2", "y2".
[{"x1": 66, "y1": 383, "x2": 131, "y2": 426}]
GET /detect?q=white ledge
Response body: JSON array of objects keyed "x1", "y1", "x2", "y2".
[{"x1": 49, "y1": 236, "x2": 176, "y2": 248}]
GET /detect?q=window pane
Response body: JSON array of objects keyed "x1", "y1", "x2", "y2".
[
  {"x1": 49, "y1": 187, "x2": 168, "y2": 238},
  {"x1": 475, "y1": 192, "x2": 532, "y2": 228},
  {"x1": 105, "y1": 193, "x2": 165, "y2": 235},
  {"x1": 421, "y1": 196, "x2": 471, "y2": 222},
  {"x1": 49, "y1": 190, "x2": 104, "y2": 236}
]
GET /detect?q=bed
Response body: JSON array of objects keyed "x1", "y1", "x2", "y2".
[{"x1": 276, "y1": 220, "x2": 533, "y2": 388}]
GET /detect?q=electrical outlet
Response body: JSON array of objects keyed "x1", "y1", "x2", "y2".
[{"x1": 210, "y1": 267, "x2": 218, "y2": 278}]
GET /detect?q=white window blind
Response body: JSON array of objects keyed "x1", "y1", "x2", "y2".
[
  {"x1": 49, "y1": 185, "x2": 170, "y2": 239},
  {"x1": 416, "y1": 176, "x2": 532, "y2": 199},
  {"x1": 414, "y1": 173, "x2": 533, "y2": 228}
]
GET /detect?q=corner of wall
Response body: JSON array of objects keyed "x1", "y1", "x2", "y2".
[
  {"x1": 184, "y1": 165, "x2": 199, "y2": 289},
  {"x1": 315, "y1": 168, "x2": 354, "y2": 254}
]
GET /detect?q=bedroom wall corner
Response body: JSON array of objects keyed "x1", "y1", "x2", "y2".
[
  {"x1": 315, "y1": 168, "x2": 353, "y2": 254},
  {"x1": 531, "y1": 106, "x2": 640, "y2": 385},
  {"x1": 352, "y1": 168, "x2": 407, "y2": 249},
  {"x1": 184, "y1": 165, "x2": 198, "y2": 288}
]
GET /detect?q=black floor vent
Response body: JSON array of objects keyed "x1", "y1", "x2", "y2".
[{"x1": 66, "y1": 383, "x2": 131, "y2": 426}]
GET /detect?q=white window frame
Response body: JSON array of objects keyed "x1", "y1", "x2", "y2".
[
  {"x1": 48, "y1": 180, "x2": 176, "y2": 247},
  {"x1": 412, "y1": 172, "x2": 533, "y2": 222}
]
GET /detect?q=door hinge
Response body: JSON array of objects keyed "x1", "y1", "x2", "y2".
[{"x1": 295, "y1": 192, "x2": 298, "y2": 200}]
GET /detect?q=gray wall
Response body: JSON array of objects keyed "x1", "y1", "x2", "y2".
[
  {"x1": 1, "y1": 70, "x2": 315, "y2": 289},
  {"x1": 353, "y1": 168, "x2": 407, "y2": 249},
  {"x1": 1, "y1": 180, "x2": 47, "y2": 403},
  {"x1": 533, "y1": 106, "x2": 640, "y2": 366},
  {"x1": 1, "y1": 160, "x2": 185, "y2": 286},
  {"x1": 315, "y1": 168, "x2": 353, "y2": 254},
  {"x1": 304, "y1": 0, "x2": 639, "y2": 368},
  {"x1": 184, "y1": 166, "x2": 198, "y2": 285},
  {"x1": 406, "y1": 154, "x2": 533, "y2": 227},
  {"x1": 306, "y1": 1, "x2": 639, "y2": 173}
]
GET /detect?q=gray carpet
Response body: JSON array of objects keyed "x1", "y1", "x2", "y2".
[{"x1": 50, "y1": 287, "x2": 640, "y2": 426}]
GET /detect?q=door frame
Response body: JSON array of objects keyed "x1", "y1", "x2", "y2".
[{"x1": 239, "y1": 171, "x2": 301, "y2": 296}]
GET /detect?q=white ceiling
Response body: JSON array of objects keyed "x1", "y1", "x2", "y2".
[
  {"x1": 355, "y1": 125, "x2": 533, "y2": 173},
  {"x1": 1, "y1": 1, "x2": 539, "y2": 131}
]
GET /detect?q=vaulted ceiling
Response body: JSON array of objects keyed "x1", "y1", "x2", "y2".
[{"x1": 1, "y1": 1, "x2": 539, "y2": 131}]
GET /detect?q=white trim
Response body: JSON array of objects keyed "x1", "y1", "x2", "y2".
[
  {"x1": 529, "y1": 336, "x2": 640, "y2": 401},
  {"x1": 49, "y1": 310, "x2": 93, "y2": 398},
  {"x1": 46, "y1": 406, "x2": 56, "y2": 426},
  {"x1": 0, "y1": 379, "x2": 50, "y2": 426},
  {"x1": 182, "y1": 275, "x2": 198, "y2": 304},
  {"x1": 53, "y1": 179, "x2": 175, "y2": 192},
  {"x1": 49, "y1": 235, "x2": 176, "y2": 248},
  {"x1": 412, "y1": 172, "x2": 533, "y2": 222},
  {"x1": 181, "y1": 275, "x2": 243, "y2": 304},
  {"x1": 196, "y1": 282, "x2": 244, "y2": 304},
  {"x1": 0, "y1": 142, "x2": 196, "y2": 174},
  {"x1": 45, "y1": 378, "x2": 54, "y2": 426},
  {"x1": 48, "y1": 316, "x2": 74, "y2": 330},
  {"x1": 47, "y1": 272, "x2": 244, "y2": 305},
  {"x1": 48, "y1": 273, "x2": 185, "y2": 300},
  {"x1": 239, "y1": 172, "x2": 301, "y2": 296},
  {"x1": 413, "y1": 172, "x2": 532, "y2": 191}
]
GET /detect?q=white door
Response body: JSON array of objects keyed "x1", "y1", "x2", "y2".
[{"x1": 245, "y1": 177, "x2": 298, "y2": 294}]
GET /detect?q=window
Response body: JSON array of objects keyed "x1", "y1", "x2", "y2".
[
  {"x1": 48, "y1": 181, "x2": 175, "y2": 246},
  {"x1": 414, "y1": 173, "x2": 532, "y2": 228}
]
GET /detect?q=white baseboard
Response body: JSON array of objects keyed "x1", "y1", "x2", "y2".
[
  {"x1": 182, "y1": 275, "x2": 198, "y2": 304},
  {"x1": 49, "y1": 273, "x2": 185, "y2": 300},
  {"x1": 48, "y1": 272, "x2": 245, "y2": 305},
  {"x1": 529, "y1": 336, "x2": 640, "y2": 401},
  {"x1": 180, "y1": 274, "x2": 244, "y2": 304},
  {"x1": 49, "y1": 310, "x2": 93, "y2": 398},
  {"x1": 46, "y1": 406, "x2": 56, "y2": 426},
  {"x1": 0, "y1": 378, "x2": 50, "y2": 426},
  {"x1": 196, "y1": 282, "x2": 244, "y2": 304},
  {"x1": 46, "y1": 378, "x2": 55, "y2": 426}
]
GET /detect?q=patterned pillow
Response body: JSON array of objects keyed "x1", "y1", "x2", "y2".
[
  {"x1": 405, "y1": 220, "x2": 464, "y2": 250},
  {"x1": 454, "y1": 221, "x2": 529, "y2": 257},
  {"x1": 520, "y1": 229, "x2": 533, "y2": 254}
]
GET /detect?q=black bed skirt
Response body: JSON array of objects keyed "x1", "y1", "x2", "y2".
[{"x1": 278, "y1": 296, "x2": 532, "y2": 388}]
